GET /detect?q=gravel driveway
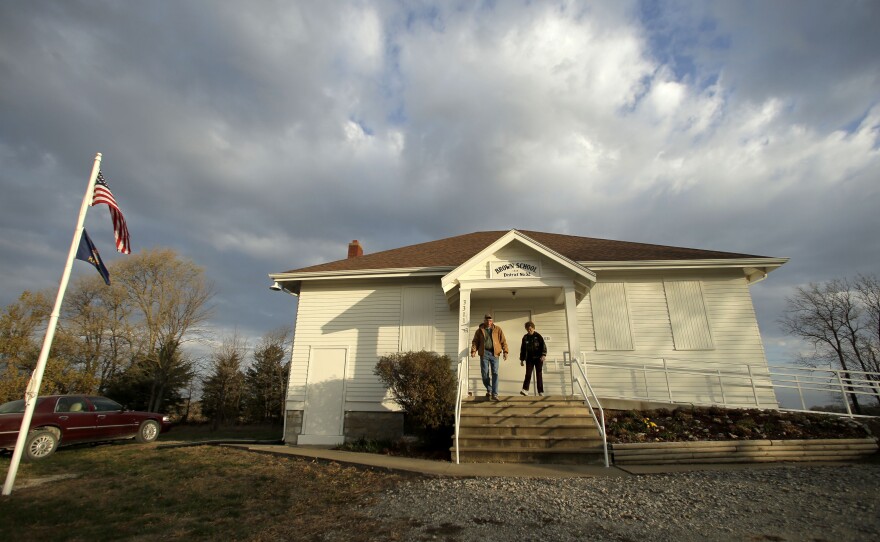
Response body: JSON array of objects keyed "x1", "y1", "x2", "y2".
[{"x1": 369, "y1": 464, "x2": 880, "y2": 541}]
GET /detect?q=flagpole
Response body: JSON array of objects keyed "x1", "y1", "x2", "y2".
[{"x1": 2, "y1": 153, "x2": 102, "y2": 496}]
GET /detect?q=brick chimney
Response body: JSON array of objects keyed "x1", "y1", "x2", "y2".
[{"x1": 347, "y1": 240, "x2": 363, "y2": 259}]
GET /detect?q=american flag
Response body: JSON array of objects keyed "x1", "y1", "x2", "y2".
[{"x1": 91, "y1": 172, "x2": 131, "y2": 254}]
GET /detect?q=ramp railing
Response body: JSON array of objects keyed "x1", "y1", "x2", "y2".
[
  {"x1": 453, "y1": 355, "x2": 468, "y2": 464},
  {"x1": 569, "y1": 354, "x2": 609, "y2": 467},
  {"x1": 578, "y1": 352, "x2": 880, "y2": 417}
]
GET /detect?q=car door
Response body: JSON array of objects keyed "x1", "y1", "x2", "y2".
[
  {"x1": 88, "y1": 396, "x2": 138, "y2": 439},
  {"x1": 0, "y1": 397, "x2": 52, "y2": 448},
  {"x1": 52, "y1": 396, "x2": 98, "y2": 444}
]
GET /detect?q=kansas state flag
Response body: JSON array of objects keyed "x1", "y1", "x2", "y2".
[{"x1": 76, "y1": 229, "x2": 111, "y2": 285}]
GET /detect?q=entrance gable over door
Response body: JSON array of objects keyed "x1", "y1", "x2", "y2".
[{"x1": 441, "y1": 229, "x2": 596, "y2": 303}]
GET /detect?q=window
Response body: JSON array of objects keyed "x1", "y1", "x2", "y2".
[
  {"x1": 56, "y1": 396, "x2": 88, "y2": 413},
  {"x1": 89, "y1": 396, "x2": 124, "y2": 412},
  {"x1": 590, "y1": 282, "x2": 633, "y2": 350},
  {"x1": 664, "y1": 280, "x2": 714, "y2": 350}
]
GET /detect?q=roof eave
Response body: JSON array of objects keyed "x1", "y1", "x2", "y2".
[
  {"x1": 268, "y1": 257, "x2": 789, "y2": 294},
  {"x1": 582, "y1": 257, "x2": 789, "y2": 284},
  {"x1": 269, "y1": 266, "x2": 452, "y2": 283},
  {"x1": 580, "y1": 257, "x2": 788, "y2": 269}
]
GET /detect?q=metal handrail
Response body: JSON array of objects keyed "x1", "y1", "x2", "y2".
[
  {"x1": 453, "y1": 355, "x2": 468, "y2": 464},
  {"x1": 581, "y1": 360, "x2": 775, "y2": 404},
  {"x1": 585, "y1": 352, "x2": 880, "y2": 396},
  {"x1": 569, "y1": 355, "x2": 609, "y2": 467},
  {"x1": 580, "y1": 356, "x2": 880, "y2": 417},
  {"x1": 766, "y1": 365, "x2": 880, "y2": 416}
]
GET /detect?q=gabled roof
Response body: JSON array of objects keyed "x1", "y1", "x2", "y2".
[
  {"x1": 441, "y1": 229, "x2": 596, "y2": 293},
  {"x1": 278, "y1": 230, "x2": 771, "y2": 275}
]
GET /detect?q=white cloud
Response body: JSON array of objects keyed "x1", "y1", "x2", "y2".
[
  {"x1": 339, "y1": 4, "x2": 384, "y2": 75},
  {"x1": 0, "y1": 0, "x2": 878, "y2": 367},
  {"x1": 645, "y1": 78, "x2": 686, "y2": 119}
]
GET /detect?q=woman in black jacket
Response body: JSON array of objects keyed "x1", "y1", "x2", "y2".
[{"x1": 519, "y1": 321, "x2": 547, "y2": 396}]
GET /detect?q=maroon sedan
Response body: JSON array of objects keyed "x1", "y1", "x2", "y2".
[{"x1": 0, "y1": 395, "x2": 172, "y2": 461}]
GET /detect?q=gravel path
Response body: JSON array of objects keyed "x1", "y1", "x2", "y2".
[{"x1": 368, "y1": 464, "x2": 880, "y2": 541}]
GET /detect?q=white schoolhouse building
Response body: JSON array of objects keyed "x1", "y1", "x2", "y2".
[{"x1": 269, "y1": 229, "x2": 786, "y2": 445}]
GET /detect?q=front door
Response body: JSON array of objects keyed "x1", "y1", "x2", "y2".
[
  {"x1": 299, "y1": 347, "x2": 347, "y2": 445},
  {"x1": 492, "y1": 310, "x2": 531, "y2": 395}
]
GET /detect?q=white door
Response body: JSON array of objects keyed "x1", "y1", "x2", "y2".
[
  {"x1": 299, "y1": 347, "x2": 347, "y2": 445},
  {"x1": 493, "y1": 310, "x2": 531, "y2": 395}
]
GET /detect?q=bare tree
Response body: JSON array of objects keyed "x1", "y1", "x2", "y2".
[
  {"x1": 1, "y1": 249, "x2": 214, "y2": 413},
  {"x1": 854, "y1": 275, "x2": 880, "y2": 374},
  {"x1": 110, "y1": 248, "x2": 215, "y2": 411},
  {"x1": 0, "y1": 291, "x2": 50, "y2": 402},
  {"x1": 60, "y1": 274, "x2": 135, "y2": 393},
  {"x1": 780, "y1": 276, "x2": 880, "y2": 413}
]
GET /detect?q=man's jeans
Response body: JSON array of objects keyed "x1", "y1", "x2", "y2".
[{"x1": 480, "y1": 351, "x2": 500, "y2": 395}]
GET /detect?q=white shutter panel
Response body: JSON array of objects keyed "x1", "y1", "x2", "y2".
[
  {"x1": 400, "y1": 287, "x2": 435, "y2": 351},
  {"x1": 590, "y1": 282, "x2": 633, "y2": 351},
  {"x1": 665, "y1": 280, "x2": 714, "y2": 350}
]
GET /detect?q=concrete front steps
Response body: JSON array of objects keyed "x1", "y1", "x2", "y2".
[{"x1": 452, "y1": 395, "x2": 606, "y2": 464}]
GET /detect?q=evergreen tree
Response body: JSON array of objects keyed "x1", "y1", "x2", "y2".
[
  {"x1": 104, "y1": 337, "x2": 192, "y2": 413},
  {"x1": 244, "y1": 328, "x2": 289, "y2": 423},
  {"x1": 201, "y1": 336, "x2": 246, "y2": 428}
]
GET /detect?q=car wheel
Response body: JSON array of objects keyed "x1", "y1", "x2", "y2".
[
  {"x1": 23, "y1": 429, "x2": 59, "y2": 462},
  {"x1": 135, "y1": 420, "x2": 160, "y2": 443}
]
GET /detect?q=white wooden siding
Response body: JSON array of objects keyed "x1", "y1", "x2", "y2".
[
  {"x1": 286, "y1": 267, "x2": 776, "y2": 411},
  {"x1": 434, "y1": 289, "x2": 458, "y2": 358},
  {"x1": 581, "y1": 270, "x2": 775, "y2": 406},
  {"x1": 458, "y1": 242, "x2": 573, "y2": 283},
  {"x1": 577, "y1": 291, "x2": 596, "y2": 353},
  {"x1": 288, "y1": 279, "x2": 456, "y2": 411}
]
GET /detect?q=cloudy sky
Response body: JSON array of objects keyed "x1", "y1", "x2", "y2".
[{"x1": 1, "y1": 1, "x2": 878, "y2": 373}]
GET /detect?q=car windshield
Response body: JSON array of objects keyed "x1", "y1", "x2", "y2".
[{"x1": 0, "y1": 397, "x2": 46, "y2": 414}]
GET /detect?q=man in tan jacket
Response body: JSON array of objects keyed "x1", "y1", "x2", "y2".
[{"x1": 470, "y1": 313, "x2": 509, "y2": 400}]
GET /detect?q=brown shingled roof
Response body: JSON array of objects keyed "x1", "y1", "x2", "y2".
[{"x1": 282, "y1": 230, "x2": 765, "y2": 274}]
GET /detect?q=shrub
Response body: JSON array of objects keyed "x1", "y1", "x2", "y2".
[
  {"x1": 374, "y1": 351, "x2": 456, "y2": 430},
  {"x1": 338, "y1": 437, "x2": 390, "y2": 454},
  {"x1": 606, "y1": 406, "x2": 871, "y2": 443}
]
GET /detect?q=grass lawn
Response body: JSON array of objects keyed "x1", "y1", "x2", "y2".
[{"x1": 0, "y1": 438, "x2": 410, "y2": 541}]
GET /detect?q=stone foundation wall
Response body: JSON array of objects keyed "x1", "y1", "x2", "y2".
[{"x1": 344, "y1": 411, "x2": 404, "y2": 443}]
